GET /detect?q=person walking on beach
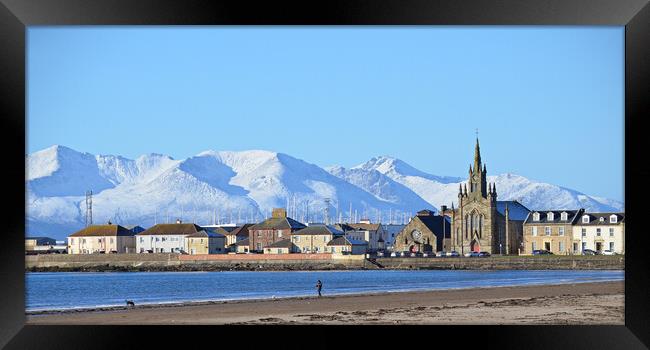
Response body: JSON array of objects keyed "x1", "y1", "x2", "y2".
[{"x1": 316, "y1": 280, "x2": 322, "y2": 297}]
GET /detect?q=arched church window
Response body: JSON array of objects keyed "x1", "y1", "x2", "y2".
[{"x1": 479, "y1": 215, "x2": 483, "y2": 238}]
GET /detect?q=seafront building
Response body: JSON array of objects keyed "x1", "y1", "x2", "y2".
[
  {"x1": 135, "y1": 221, "x2": 208, "y2": 253},
  {"x1": 67, "y1": 223, "x2": 136, "y2": 254},
  {"x1": 334, "y1": 221, "x2": 386, "y2": 253},
  {"x1": 25, "y1": 237, "x2": 67, "y2": 254},
  {"x1": 290, "y1": 224, "x2": 344, "y2": 253},
  {"x1": 572, "y1": 212, "x2": 625, "y2": 254},
  {"x1": 185, "y1": 230, "x2": 227, "y2": 254},
  {"x1": 522, "y1": 209, "x2": 584, "y2": 255},
  {"x1": 393, "y1": 210, "x2": 450, "y2": 253},
  {"x1": 326, "y1": 236, "x2": 368, "y2": 254},
  {"x1": 248, "y1": 208, "x2": 306, "y2": 252}
]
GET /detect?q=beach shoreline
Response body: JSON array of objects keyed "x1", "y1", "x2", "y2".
[{"x1": 27, "y1": 280, "x2": 624, "y2": 325}]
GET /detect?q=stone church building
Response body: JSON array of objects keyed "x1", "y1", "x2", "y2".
[{"x1": 449, "y1": 138, "x2": 530, "y2": 255}]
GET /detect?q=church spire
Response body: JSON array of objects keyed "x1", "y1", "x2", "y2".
[{"x1": 474, "y1": 137, "x2": 482, "y2": 172}]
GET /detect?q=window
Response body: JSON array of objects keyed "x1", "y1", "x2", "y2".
[
  {"x1": 162, "y1": 237, "x2": 166, "y2": 242},
  {"x1": 532, "y1": 242, "x2": 537, "y2": 251},
  {"x1": 573, "y1": 243, "x2": 578, "y2": 252},
  {"x1": 140, "y1": 237, "x2": 144, "y2": 243},
  {"x1": 582, "y1": 228, "x2": 586, "y2": 237},
  {"x1": 596, "y1": 228, "x2": 601, "y2": 236},
  {"x1": 82, "y1": 239, "x2": 86, "y2": 244},
  {"x1": 545, "y1": 227, "x2": 551, "y2": 236},
  {"x1": 582, "y1": 215, "x2": 590, "y2": 223},
  {"x1": 582, "y1": 242, "x2": 587, "y2": 250},
  {"x1": 156, "y1": 237, "x2": 160, "y2": 242},
  {"x1": 257, "y1": 232, "x2": 261, "y2": 237},
  {"x1": 610, "y1": 215, "x2": 618, "y2": 224},
  {"x1": 609, "y1": 242, "x2": 615, "y2": 251},
  {"x1": 323, "y1": 236, "x2": 327, "y2": 242},
  {"x1": 71, "y1": 238, "x2": 75, "y2": 244},
  {"x1": 547, "y1": 212, "x2": 554, "y2": 221},
  {"x1": 532, "y1": 227, "x2": 537, "y2": 236},
  {"x1": 559, "y1": 227, "x2": 565, "y2": 236},
  {"x1": 256, "y1": 243, "x2": 262, "y2": 250},
  {"x1": 533, "y1": 213, "x2": 540, "y2": 221},
  {"x1": 609, "y1": 228, "x2": 614, "y2": 237},
  {"x1": 278, "y1": 230, "x2": 282, "y2": 237},
  {"x1": 561, "y1": 212, "x2": 568, "y2": 221},
  {"x1": 559, "y1": 242, "x2": 565, "y2": 252},
  {"x1": 599, "y1": 217, "x2": 605, "y2": 222}
]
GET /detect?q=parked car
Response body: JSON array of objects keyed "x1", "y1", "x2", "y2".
[
  {"x1": 464, "y1": 252, "x2": 473, "y2": 257},
  {"x1": 582, "y1": 249, "x2": 597, "y2": 255},
  {"x1": 478, "y1": 251, "x2": 491, "y2": 257},
  {"x1": 390, "y1": 252, "x2": 398, "y2": 257},
  {"x1": 601, "y1": 250, "x2": 616, "y2": 255},
  {"x1": 448, "y1": 251, "x2": 460, "y2": 257},
  {"x1": 532, "y1": 249, "x2": 553, "y2": 255},
  {"x1": 376, "y1": 251, "x2": 385, "y2": 257},
  {"x1": 436, "y1": 251, "x2": 446, "y2": 258},
  {"x1": 399, "y1": 251, "x2": 409, "y2": 257}
]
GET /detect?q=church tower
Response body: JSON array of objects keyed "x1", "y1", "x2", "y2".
[{"x1": 467, "y1": 138, "x2": 488, "y2": 200}]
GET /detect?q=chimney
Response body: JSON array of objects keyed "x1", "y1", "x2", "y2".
[
  {"x1": 272, "y1": 208, "x2": 287, "y2": 218},
  {"x1": 176, "y1": 219, "x2": 182, "y2": 224}
]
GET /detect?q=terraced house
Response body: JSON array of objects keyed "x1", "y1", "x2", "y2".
[
  {"x1": 523, "y1": 209, "x2": 584, "y2": 255},
  {"x1": 135, "y1": 220, "x2": 205, "y2": 253},
  {"x1": 67, "y1": 223, "x2": 136, "y2": 254},
  {"x1": 572, "y1": 212, "x2": 625, "y2": 254},
  {"x1": 334, "y1": 220, "x2": 386, "y2": 253},
  {"x1": 248, "y1": 208, "x2": 306, "y2": 252},
  {"x1": 290, "y1": 224, "x2": 344, "y2": 253}
]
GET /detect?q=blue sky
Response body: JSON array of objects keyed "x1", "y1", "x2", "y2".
[{"x1": 27, "y1": 27, "x2": 624, "y2": 202}]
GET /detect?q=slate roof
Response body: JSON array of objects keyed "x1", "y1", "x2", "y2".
[
  {"x1": 124, "y1": 225, "x2": 146, "y2": 233},
  {"x1": 334, "y1": 223, "x2": 381, "y2": 232},
  {"x1": 69, "y1": 224, "x2": 135, "y2": 237},
  {"x1": 204, "y1": 226, "x2": 232, "y2": 235},
  {"x1": 415, "y1": 215, "x2": 451, "y2": 238},
  {"x1": 186, "y1": 230, "x2": 226, "y2": 238},
  {"x1": 265, "y1": 239, "x2": 294, "y2": 249},
  {"x1": 136, "y1": 223, "x2": 205, "y2": 236},
  {"x1": 524, "y1": 209, "x2": 584, "y2": 225},
  {"x1": 228, "y1": 224, "x2": 253, "y2": 237},
  {"x1": 292, "y1": 225, "x2": 344, "y2": 236},
  {"x1": 25, "y1": 237, "x2": 57, "y2": 245},
  {"x1": 235, "y1": 238, "x2": 250, "y2": 246},
  {"x1": 249, "y1": 217, "x2": 306, "y2": 231},
  {"x1": 496, "y1": 201, "x2": 530, "y2": 221},
  {"x1": 327, "y1": 236, "x2": 367, "y2": 246},
  {"x1": 578, "y1": 212, "x2": 625, "y2": 226}
]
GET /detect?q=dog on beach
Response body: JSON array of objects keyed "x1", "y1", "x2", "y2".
[{"x1": 126, "y1": 300, "x2": 135, "y2": 307}]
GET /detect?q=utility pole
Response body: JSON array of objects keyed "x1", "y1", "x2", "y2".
[
  {"x1": 85, "y1": 190, "x2": 93, "y2": 227},
  {"x1": 324, "y1": 198, "x2": 331, "y2": 225}
]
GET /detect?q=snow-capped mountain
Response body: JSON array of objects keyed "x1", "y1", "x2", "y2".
[
  {"x1": 26, "y1": 146, "x2": 623, "y2": 240},
  {"x1": 351, "y1": 156, "x2": 624, "y2": 213},
  {"x1": 26, "y1": 146, "x2": 434, "y2": 239}
]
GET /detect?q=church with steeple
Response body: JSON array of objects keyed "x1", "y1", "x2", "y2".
[{"x1": 448, "y1": 138, "x2": 530, "y2": 255}]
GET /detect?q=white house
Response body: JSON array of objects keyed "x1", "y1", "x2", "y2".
[
  {"x1": 334, "y1": 222, "x2": 387, "y2": 253},
  {"x1": 572, "y1": 212, "x2": 625, "y2": 254},
  {"x1": 135, "y1": 221, "x2": 205, "y2": 253}
]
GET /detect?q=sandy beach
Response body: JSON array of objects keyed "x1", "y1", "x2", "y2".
[{"x1": 27, "y1": 281, "x2": 623, "y2": 325}]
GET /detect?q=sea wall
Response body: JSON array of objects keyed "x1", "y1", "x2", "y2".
[{"x1": 25, "y1": 254, "x2": 624, "y2": 272}]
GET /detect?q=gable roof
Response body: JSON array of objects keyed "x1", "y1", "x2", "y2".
[
  {"x1": 204, "y1": 226, "x2": 232, "y2": 235},
  {"x1": 235, "y1": 238, "x2": 250, "y2": 246},
  {"x1": 228, "y1": 223, "x2": 254, "y2": 237},
  {"x1": 496, "y1": 200, "x2": 530, "y2": 221},
  {"x1": 249, "y1": 217, "x2": 306, "y2": 231},
  {"x1": 69, "y1": 224, "x2": 134, "y2": 237},
  {"x1": 525, "y1": 209, "x2": 583, "y2": 224},
  {"x1": 265, "y1": 239, "x2": 294, "y2": 249},
  {"x1": 414, "y1": 215, "x2": 451, "y2": 238},
  {"x1": 136, "y1": 223, "x2": 205, "y2": 236},
  {"x1": 327, "y1": 236, "x2": 367, "y2": 246},
  {"x1": 292, "y1": 225, "x2": 344, "y2": 236},
  {"x1": 334, "y1": 223, "x2": 382, "y2": 232}
]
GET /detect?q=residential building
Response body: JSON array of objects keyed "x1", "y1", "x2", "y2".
[
  {"x1": 334, "y1": 222, "x2": 387, "y2": 252},
  {"x1": 381, "y1": 224, "x2": 405, "y2": 251},
  {"x1": 67, "y1": 223, "x2": 136, "y2": 254},
  {"x1": 572, "y1": 212, "x2": 625, "y2": 254},
  {"x1": 248, "y1": 208, "x2": 306, "y2": 252},
  {"x1": 263, "y1": 239, "x2": 295, "y2": 254},
  {"x1": 135, "y1": 220, "x2": 205, "y2": 253},
  {"x1": 25, "y1": 237, "x2": 66, "y2": 254},
  {"x1": 290, "y1": 224, "x2": 343, "y2": 253},
  {"x1": 234, "y1": 238, "x2": 250, "y2": 253},
  {"x1": 523, "y1": 209, "x2": 584, "y2": 255},
  {"x1": 185, "y1": 230, "x2": 227, "y2": 254},
  {"x1": 449, "y1": 138, "x2": 530, "y2": 254},
  {"x1": 326, "y1": 236, "x2": 368, "y2": 255},
  {"x1": 124, "y1": 225, "x2": 146, "y2": 234},
  {"x1": 221, "y1": 224, "x2": 253, "y2": 250},
  {"x1": 393, "y1": 210, "x2": 450, "y2": 253}
]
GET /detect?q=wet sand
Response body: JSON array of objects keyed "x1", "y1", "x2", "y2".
[{"x1": 27, "y1": 281, "x2": 623, "y2": 325}]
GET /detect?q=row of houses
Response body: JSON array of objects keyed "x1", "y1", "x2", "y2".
[{"x1": 27, "y1": 206, "x2": 624, "y2": 256}]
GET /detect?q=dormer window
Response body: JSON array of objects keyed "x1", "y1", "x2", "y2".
[
  {"x1": 582, "y1": 215, "x2": 590, "y2": 223},
  {"x1": 610, "y1": 215, "x2": 618, "y2": 224},
  {"x1": 533, "y1": 213, "x2": 540, "y2": 221},
  {"x1": 599, "y1": 217, "x2": 605, "y2": 223},
  {"x1": 547, "y1": 212, "x2": 554, "y2": 221},
  {"x1": 561, "y1": 212, "x2": 568, "y2": 221}
]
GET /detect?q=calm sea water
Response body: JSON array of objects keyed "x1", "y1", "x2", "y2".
[{"x1": 25, "y1": 270, "x2": 623, "y2": 312}]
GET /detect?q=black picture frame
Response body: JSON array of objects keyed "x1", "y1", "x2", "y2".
[{"x1": 1, "y1": 0, "x2": 648, "y2": 348}]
